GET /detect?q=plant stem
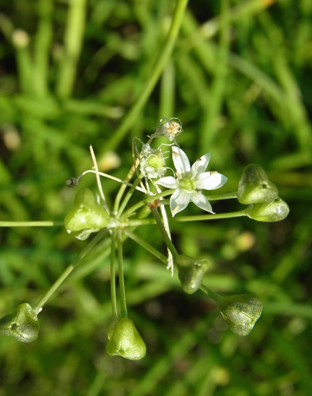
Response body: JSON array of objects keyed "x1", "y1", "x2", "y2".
[
  {"x1": 200, "y1": 284, "x2": 223, "y2": 304},
  {"x1": 33, "y1": 230, "x2": 106, "y2": 314},
  {"x1": 113, "y1": 163, "x2": 138, "y2": 215},
  {"x1": 117, "y1": 174, "x2": 144, "y2": 217},
  {"x1": 117, "y1": 229, "x2": 128, "y2": 318},
  {"x1": 123, "y1": 229, "x2": 167, "y2": 264},
  {"x1": 110, "y1": 230, "x2": 118, "y2": 322},
  {"x1": 121, "y1": 190, "x2": 238, "y2": 221},
  {"x1": 104, "y1": 0, "x2": 189, "y2": 152},
  {"x1": 121, "y1": 190, "x2": 174, "y2": 220},
  {"x1": 150, "y1": 206, "x2": 179, "y2": 258},
  {"x1": 56, "y1": 0, "x2": 87, "y2": 98},
  {"x1": 0, "y1": 221, "x2": 64, "y2": 227},
  {"x1": 174, "y1": 209, "x2": 248, "y2": 222}
]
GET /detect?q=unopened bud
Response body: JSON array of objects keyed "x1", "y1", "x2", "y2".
[
  {"x1": 175, "y1": 255, "x2": 210, "y2": 294},
  {"x1": 238, "y1": 164, "x2": 278, "y2": 205},
  {"x1": 247, "y1": 197, "x2": 289, "y2": 222},
  {"x1": 219, "y1": 294, "x2": 263, "y2": 336},
  {"x1": 0, "y1": 303, "x2": 39, "y2": 343},
  {"x1": 105, "y1": 318, "x2": 146, "y2": 360},
  {"x1": 64, "y1": 188, "x2": 110, "y2": 232}
]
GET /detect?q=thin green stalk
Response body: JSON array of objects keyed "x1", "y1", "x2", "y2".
[
  {"x1": 117, "y1": 174, "x2": 144, "y2": 217},
  {"x1": 56, "y1": 0, "x2": 87, "y2": 98},
  {"x1": 121, "y1": 190, "x2": 175, "y2": 221},
  {"x1": 200, "y1": 284, "x2": 223, "y2": 304},
  {"x1": 110, "y1": 230, "x2": 118, "y2": 322},
  {"x1": 33, "y1": 229, "x2": 106, "y2": 314},
  {"x1": 0, "y1": 221, "x2": 63, "y2": 227},
  {"x1": 33, "y1": 0, "x2": 53, "y2": 97},
  {"x1": 200, "y1": 0, "x2": 229, "y2": 151},
  {"x1": 104, "y1": 0, "x2": 189, "y2": 152},
  {"x1": 121, "y1": 190, "x2": 237, "y2": 221},
  {"x1": 150, "y1": 206, "x2": 179, "y2": 257},
  {"x1": 174, "y1": 209, "x2": 248, "y2": 222},
  {"x1": 113, "y1": 163, "x2": 138, "y2": 215},
  {"x1": 14, "y1": 41, "x2": 32, "y2": 94},
  {"x1": 123, "y1": 229, "x2": 167, "y2": 264},
  {"x1": 127, "y1": 219, "x2": 156, "y2": 227},
  {"x1": 117, "y1": 229, "x2": 128, "y2": 318}
]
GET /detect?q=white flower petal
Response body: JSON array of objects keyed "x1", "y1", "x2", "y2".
[
  {"x1": 172, "y1": 147, "x2": 190, "y2": 174},
  {"x1": 191, "y1": 153, "x2": 211, "y2": 176},
  {"x1": 195, "y1": 172, "x2": 228, "y2": 190},
  {"x1": 190, "y1": 192, "x2": 214, "y2": 214},
  {"x1": 170, "y1": 188, "x2": 190, "y2": 216},
  {"x1": 155, "y1": 176, "x2": 178, "y2": 189}
]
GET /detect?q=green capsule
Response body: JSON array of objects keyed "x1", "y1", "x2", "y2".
[
  {"x1": 105, "y1": 318, "x2": 146, "y2": 360},
  {"x1": 247, "y1": 197, "x2": 289, "y2": 222},
  {"x1": 219, "y1": 294, "x2": 263, "y2": 336},
  {"x1": 175, "y1": 255, "x2": 210, "y2": 295},
  {"x1": 238, "y1": 164, "x2": 278, "y2": 205},
  {"x1": 0, "y1": 303, "x2": 39, "y2": 343},
  {"x1": 64, "y1": 188, "x2": 110, "y2": 232}
]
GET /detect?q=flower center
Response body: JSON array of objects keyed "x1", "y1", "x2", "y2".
[
  {"x1": 178, "y1": 173, "x2": 195, "y2": 192},
  {"x1": 147, "y1": 154, "x2": 164, "y2": 169}
]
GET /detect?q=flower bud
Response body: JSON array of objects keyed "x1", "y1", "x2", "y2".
[
  {"x1": 64, "y1": 188, "x2": 110, "y2": 232},
  {"x1": 219, "y1": 294, "x2": 262, "y2": 336},
  {"x1": 247, "y1": 197, "x2": 289, "y2": 222},
  {"x1": 238, "y1": 164, "x2": 278, "y2": 205},
  {"x1": 105, "y1": 318, "x2": 146, "y2": 360},
  {"x1": 174, "y1": 255, "x2": 210, "y2": 294},
  {"x1": 0, "y1": 303, "x2": 39, "y2": 343}
]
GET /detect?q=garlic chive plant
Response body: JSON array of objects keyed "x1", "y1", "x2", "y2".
[{"x1": 0, "y1": 117, "x2": 290, "y2": 359}]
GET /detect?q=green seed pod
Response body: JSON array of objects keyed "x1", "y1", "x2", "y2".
[
  {"x1": 175, "y1": 255, "x2": 210, "y2": 295},
  {"x1": 64, "y1": 188, "x2": 110, "y2": 232},
  {"x1": 219, "y1": 294, "x2": 263, "y2": 336},
  {"x1": 105, "y1": 318, "x2": 146, "y2": 360},
  {"x1": 0, "y1": 303, "x2": 39, "y2": 343},
  {"x1": 238, "y1": 164, "x2": 278, "y2": 205},
  {"x1": 247, "y1": 197, "x2": 289, "y2": 222}
]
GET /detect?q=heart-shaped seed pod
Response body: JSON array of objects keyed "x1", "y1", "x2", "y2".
[
  {"x1": 64, "y1": 188, "x2": 110, "y2": 232},
  {"x1": 247, "y1": 197, "x2": 289, "y2": 222},
  {"x1": 238, "y1": 164, "x2": 278, "y2": 205},
  {"x1": 105, "y1": 318, "x2": 146, "y2": 360},
  {"x1": 218, "y1": 294, "x2": 263, "y2": 336},
  {"x1": 174, "y1": 255, "x2": 210, "y2": 294},
  {"x1": 0, "y1": 303, "x2": 39, "y2": 343}
]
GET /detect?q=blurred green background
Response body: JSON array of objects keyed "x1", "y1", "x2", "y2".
[{"x1": 0, "y1": 0, "x2": 312, "y2": 395}]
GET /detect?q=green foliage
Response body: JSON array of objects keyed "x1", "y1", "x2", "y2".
[{"x1": 0, "y1": 0, "x2": 311, "y2": 395}]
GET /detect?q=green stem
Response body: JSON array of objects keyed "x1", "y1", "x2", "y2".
[
  {"x1": 0, "y1": 221, "x2": 64, "y2": 227},
  {"x1": 104, "y1": 0, "x2": 189, "y2": 152},
  {"x1": 174, "y1": 209, "x2": 248, "y2": 222},
  {"x1": 33, "y1": 229, "x2": 106, "y2": 314},
  {"x1": 150, "y1": 206, "x2": 179, "y2": 258},
  {"x1": 56, "y1": 0, "x2": 87, "y2": 98},
  {"x1": 117, "y1": 229, "x2": 128, "y2": 318},
  {"x1": 121, "y1": 190, "x2": 237, "y2": 221},
  {"x1": 113, "y1": 163, "x2": 138, "y2": 215},
  {"x1": 110, "y1": 230, "x2": 118, "y2": 322},
  {"x1": 121, "y1": 190, "x2": 174, "y2": 221},
  {"x1": 127, "y1": 219, "x2": 156, "y2": 227},
  {"x1": 200, "y1": 284, "x2": 223, "y2": 304},
  {"x1": 123, "y1": 229, "x2": 167, "y2": 264},
  {"x1": 117, "y1": 174, "x2": 144, "y2": 217},
  {"x1": 33, "y1": 0, "x2": 53, "y2": 97}
]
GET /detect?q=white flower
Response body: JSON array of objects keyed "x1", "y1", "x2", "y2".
[
  {"x1": 155, "y1": 147, "x2": 227, "y2": 216},
  {"x1": 150, "y1": 117, "x2": 183, "y2": 142},
  {"x1": 139, "y1": 143, "x2": 167, "y2": 179}
]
